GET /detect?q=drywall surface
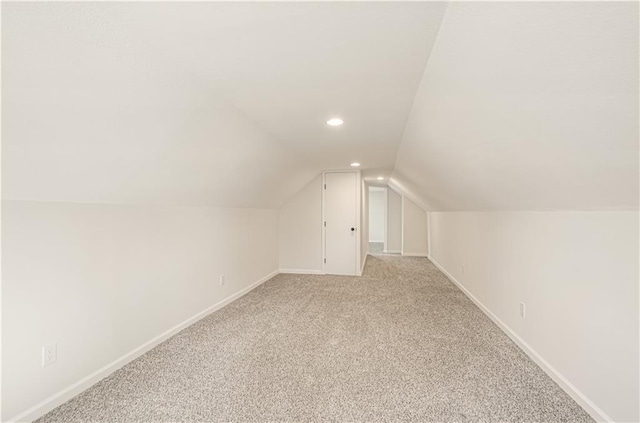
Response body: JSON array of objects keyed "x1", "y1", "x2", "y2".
[
  {"x1": 2, "y1": 2, "x2": 449, "y2": 206},
  {"x1": 402, "y1": 197, "x2": 428, "y2": 256},
  {"x1": 2, "y1": 200, "x2": 279, "y2": 421},
  {"x1": 429, "y1": 211, "x2": 639, "y2": 422},
  {"x1": 278, "y1": 175, "x2": 322, "y2": 273},
  {"x1": 386, "y1": 188, "x2": 402, "y2": 253},
  {"x1": 393, "y1": 2, "x2": 638, "y2": 211},
  {"x1": 368, "y1": 189, "x2": 385, "y2": 242}
]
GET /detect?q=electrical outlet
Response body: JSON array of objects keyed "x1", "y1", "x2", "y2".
[
  {"x1": 519, "y1": 302, "x2": 526, "y2": 318},
  {"x1": 42, "y1": 343, "x2": 57, "y2": 367},
  {"x1": 219, "y1": 274, "x2": 225, "y2": 286}
]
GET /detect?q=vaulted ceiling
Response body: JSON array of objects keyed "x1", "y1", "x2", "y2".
[
  {"x1": 392, "y1": 1, "x2": 639, "y2": 211},
  {"x1": 2, "y1": 2, "x2": 445, "y2": 208},
  {"x1": 2, "y1": 2, "x2": 637, "y2": 211}
]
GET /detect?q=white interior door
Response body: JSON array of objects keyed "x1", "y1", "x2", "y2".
[{"x1": 324, "y1": 172, "x2": 358, "y2": 275}]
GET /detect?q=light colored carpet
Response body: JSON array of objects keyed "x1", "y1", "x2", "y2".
[
  {"x1": 369, "y1": 242, "x2": 384, "y2": 254},
  {"x1": 37, "y1": 255, "x2": 593, "y2": 422}
]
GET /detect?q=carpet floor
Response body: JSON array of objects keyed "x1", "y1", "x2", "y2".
[{"x1": 37, "y1": 255, "x2": 593, "y2": 422}]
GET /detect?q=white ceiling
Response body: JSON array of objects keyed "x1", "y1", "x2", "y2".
[
  {"x1": 3, "y1": 2, "x2": 637, "y2": 211},
  {"x1": 392, "y1": 2, "x2": 638, "y2": 211},
  {"x1": 2, "y1": 2, "x2": 445, "y2": 207}
]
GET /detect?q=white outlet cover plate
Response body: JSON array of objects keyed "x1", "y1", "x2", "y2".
[{"x1": 42, "y1": 343, "x2": 57, "y2": 367}]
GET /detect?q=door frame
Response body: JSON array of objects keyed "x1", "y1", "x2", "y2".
[
  {"x1": 321, "y1": 170, "x2": 361, "y2": 276},
  {"x1": 366, "y1": 185, "x2": 388, "y2": 252},
  {"x1": 383, "y1": 187, "x2": 388, "y2": 253}
]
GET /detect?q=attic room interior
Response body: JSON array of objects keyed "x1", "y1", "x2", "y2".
[{"x1": 1, "y1": 1, "x2": 638, "y2": 422}]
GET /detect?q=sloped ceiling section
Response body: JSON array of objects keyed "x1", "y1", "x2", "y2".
[
  {"x1": 392, "y1": 2, "x2": 639, "y2": 211},
  {"x1": 2, "y1": 2, "x2": 446, "y2": 208}
]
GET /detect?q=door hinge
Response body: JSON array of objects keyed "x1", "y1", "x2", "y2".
[
  {"x1": 324, "y1": 184, "x2": 326, "y2": 189},
  {"x1": 324, "y1": 258, "x2": 326, "y2": 264},
  {"x1": 324, "y1": 221, "x2": 326, "y2": 227}
]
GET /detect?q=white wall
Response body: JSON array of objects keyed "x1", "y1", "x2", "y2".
[
  {"x1": 428, "y1": 211, "x2": 639, "y2": 422},
  {"x1": 278, "y1": 175, "x2": 322, "y2": 273},
  {"x1": 401, "y1": 197, "x2": 428, "y2": 256},
  {"x1": 2, "y1": 200, "x2": 279, "y2": 421},
  {"x1": 386, "y1": 188, "x2": 402, "y2": 253},
  {"x1": 368, "y1": 189, "x2": 385, "y2": 242}
]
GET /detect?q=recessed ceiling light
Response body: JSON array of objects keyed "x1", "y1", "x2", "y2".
[
  {"x1": 350, "y1": 162, "x2": 360, "y2": 167},
  {"x1": 377, "y1": 176, "x2": 384, "y2": 181},
  {"x1": 326, "y1": 118, "x2": 344, "y2": 126}
]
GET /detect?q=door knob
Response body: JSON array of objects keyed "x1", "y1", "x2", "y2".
[{"x1": 350, "y1": 227, "x2": 355, "y2": 231}]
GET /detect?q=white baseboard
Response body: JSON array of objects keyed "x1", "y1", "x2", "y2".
[
  {"x1": 279, "y1": 269, "x2": 324, "y2": 275},
  {"x1": 7, "y1": 269, "x2": 280, "y2": 423},
  {"x1": 359, "y1": 254, "x2": 368, "y2": 276},
  {"x1": 401, "y1": 252, "x2": 429, "y2": 257},
  {"x1": 369, "y1": 239, "x2": 384, "y2": 243},
  {"x1": 384, "y1": 250, "x2": 401, "y2": 254},
  {"x1": 427, "y1": 255, "x2": 613, "y2": 423}
]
